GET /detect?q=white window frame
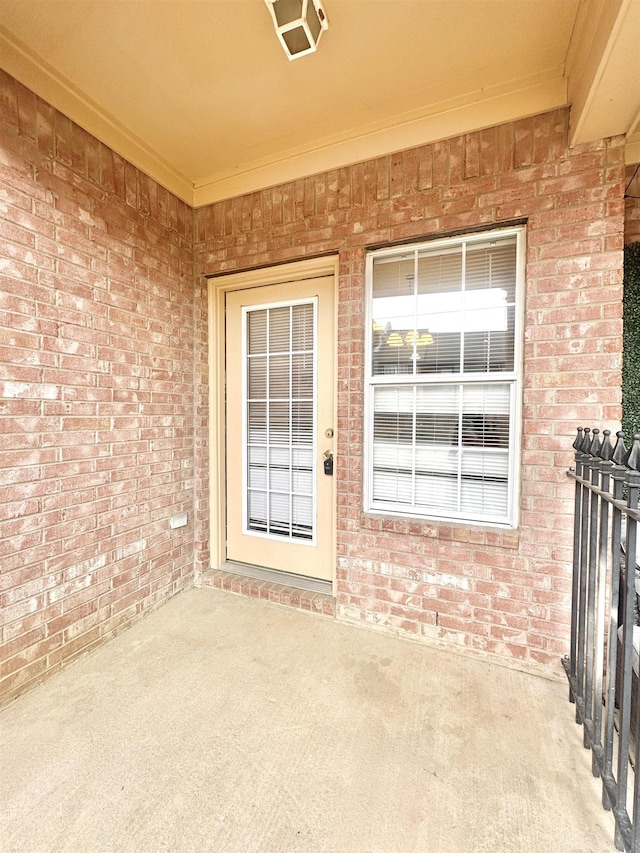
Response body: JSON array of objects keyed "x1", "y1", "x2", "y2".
[{"x1": 364, "y1": 226, "x2": 525, "y2": 528}]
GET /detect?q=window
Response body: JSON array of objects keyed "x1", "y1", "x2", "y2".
[{"x1": 364, "y1": 227, "x2": 524, "y2": 527}]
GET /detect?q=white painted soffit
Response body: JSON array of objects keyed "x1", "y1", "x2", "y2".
[
  {"x1": 0, "y1": 26, "x2": 194, "y2": 205},
  {"x1": 191, "y1": 76, "x2": 568, "y2": 208},
  {"x1": 0, "y1": 20, "x2": 568, "y2": 209},
  {"x1": 1, "y1": 0, "x2": 637, "y2": 204},
  {"x1": 567, "y1": 0, "x2": 640, "y2": 165}
]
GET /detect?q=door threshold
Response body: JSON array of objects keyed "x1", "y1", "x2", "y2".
[{"x1": 222, "y1": 561, "x2": 332, "y2": 595}]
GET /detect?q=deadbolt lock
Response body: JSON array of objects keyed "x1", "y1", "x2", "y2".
[{"x1": 325, "y1": 428, "x2": 334, "y2": 438}]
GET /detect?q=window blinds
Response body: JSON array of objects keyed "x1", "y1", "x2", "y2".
[
  {"x1": 371, "y1": 383, "x2": 510, "y2": 517},
  {"x1": 245, "y1": 302, "x2": 316, "y2": 540},
  {"x1": 367, "y1": 230, "x2": 521, "y2": 525}
]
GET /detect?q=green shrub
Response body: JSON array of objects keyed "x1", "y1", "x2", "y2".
[{"x1": 623, "y1": 242, "x2": 640, "y2": 441}]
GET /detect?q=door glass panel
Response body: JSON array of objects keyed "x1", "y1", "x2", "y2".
[
  {"x1": 248, "y1": 356, "x2": 267, "y2": 398},
  {"x1": 245, "y1": 301, "x2": 316, "y2": 543},
  {"x1": 268, "y1": 306, "x2": 291, "y2": 352},
  {"x1": 269, "y1": 355, "x2": 290, "y2": 397}
]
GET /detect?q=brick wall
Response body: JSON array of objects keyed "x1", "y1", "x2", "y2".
[
  {"x1": 0, "y1": 65, "x2": 628, "y2": 703},
  {"x1": 196, "y1": 109, "x2": 626, "y2": 674},
  {"x1": 0, "y1": 69, "x2": 199, "y2": 705},
  {"x1": 626, "y1": 163, "x2": 640, "y2": 245}
]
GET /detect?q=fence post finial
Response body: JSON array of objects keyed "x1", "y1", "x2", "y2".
[
  {"x1": 589, "y1": 428, "x2": 602, "y2": 457},
  {"x1": 580, "y1": 427, "x2": 592, "y2": 454},
  {"x1": 624, "y1": 434, "x2": 640, "y2": 471},
  {"x1": 573, "y1": 427, "x2": 584, "y2": 451},
  {"x1": 599, "y1": 429, "x2": 614, "y2": 461},
  {"x1": 612, "y1": 431, "x2": 627, "y2": 465}
]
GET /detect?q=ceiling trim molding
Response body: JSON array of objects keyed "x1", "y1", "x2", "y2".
[
  {"x1": 627, "y1": 131, "x2": 640, "y2": 166},
  {"x1": 193, "y1": 77, "x2": 569, "y2": 207},
  {"x1": 0, "y1": 26, "x2": 195, "y2": 205}
]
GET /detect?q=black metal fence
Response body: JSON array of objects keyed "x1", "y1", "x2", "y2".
[{"x1": 566, "y1": 427, "x2": 640, "y2": 852}]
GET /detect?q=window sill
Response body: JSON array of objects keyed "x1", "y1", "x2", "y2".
[{"x1": 359, "y1": 510, "x2": 521, "y2": 550}]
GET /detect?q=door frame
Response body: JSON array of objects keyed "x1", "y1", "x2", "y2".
[{"x1": 207, "y1": 256, "x2": 340, "y2": 593}]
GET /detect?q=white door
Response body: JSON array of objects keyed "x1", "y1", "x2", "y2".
[{"x1": 225, "y1": 275, "x2": 335, "y2": 582}]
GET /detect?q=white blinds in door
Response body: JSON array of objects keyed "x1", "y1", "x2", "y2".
[{"x1": 244, "y1": 300, "x2": 316, "y2": 542}]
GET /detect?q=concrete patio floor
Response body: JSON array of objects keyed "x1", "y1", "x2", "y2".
[{"x1": 0, "y1": 587, "x2": 615, "y2": 853}]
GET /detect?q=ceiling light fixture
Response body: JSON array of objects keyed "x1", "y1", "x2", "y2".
[{"x1": 264, "y1": 0, "x2": 329, "y2": 60}]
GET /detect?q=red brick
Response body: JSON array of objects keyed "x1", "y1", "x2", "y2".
[
  {"x1": 0, "y1": 68, "x2": 628, "y2": 701},
  {"x1": 0, "y1": 74, "x2": 197, "y2": 705}
]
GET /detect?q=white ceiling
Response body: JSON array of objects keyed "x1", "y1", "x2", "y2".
[{"x1": 1, "y1": 0, "x2": 639, "y2": 207}]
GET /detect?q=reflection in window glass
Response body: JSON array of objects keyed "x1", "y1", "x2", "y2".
[{"x1": 371, "y1": 236, "x2": 517, "y2": 377}]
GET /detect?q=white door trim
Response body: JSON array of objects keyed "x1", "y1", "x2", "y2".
[{"x1": 206, "y1": 256, "x2": 339, "y2": 593}]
